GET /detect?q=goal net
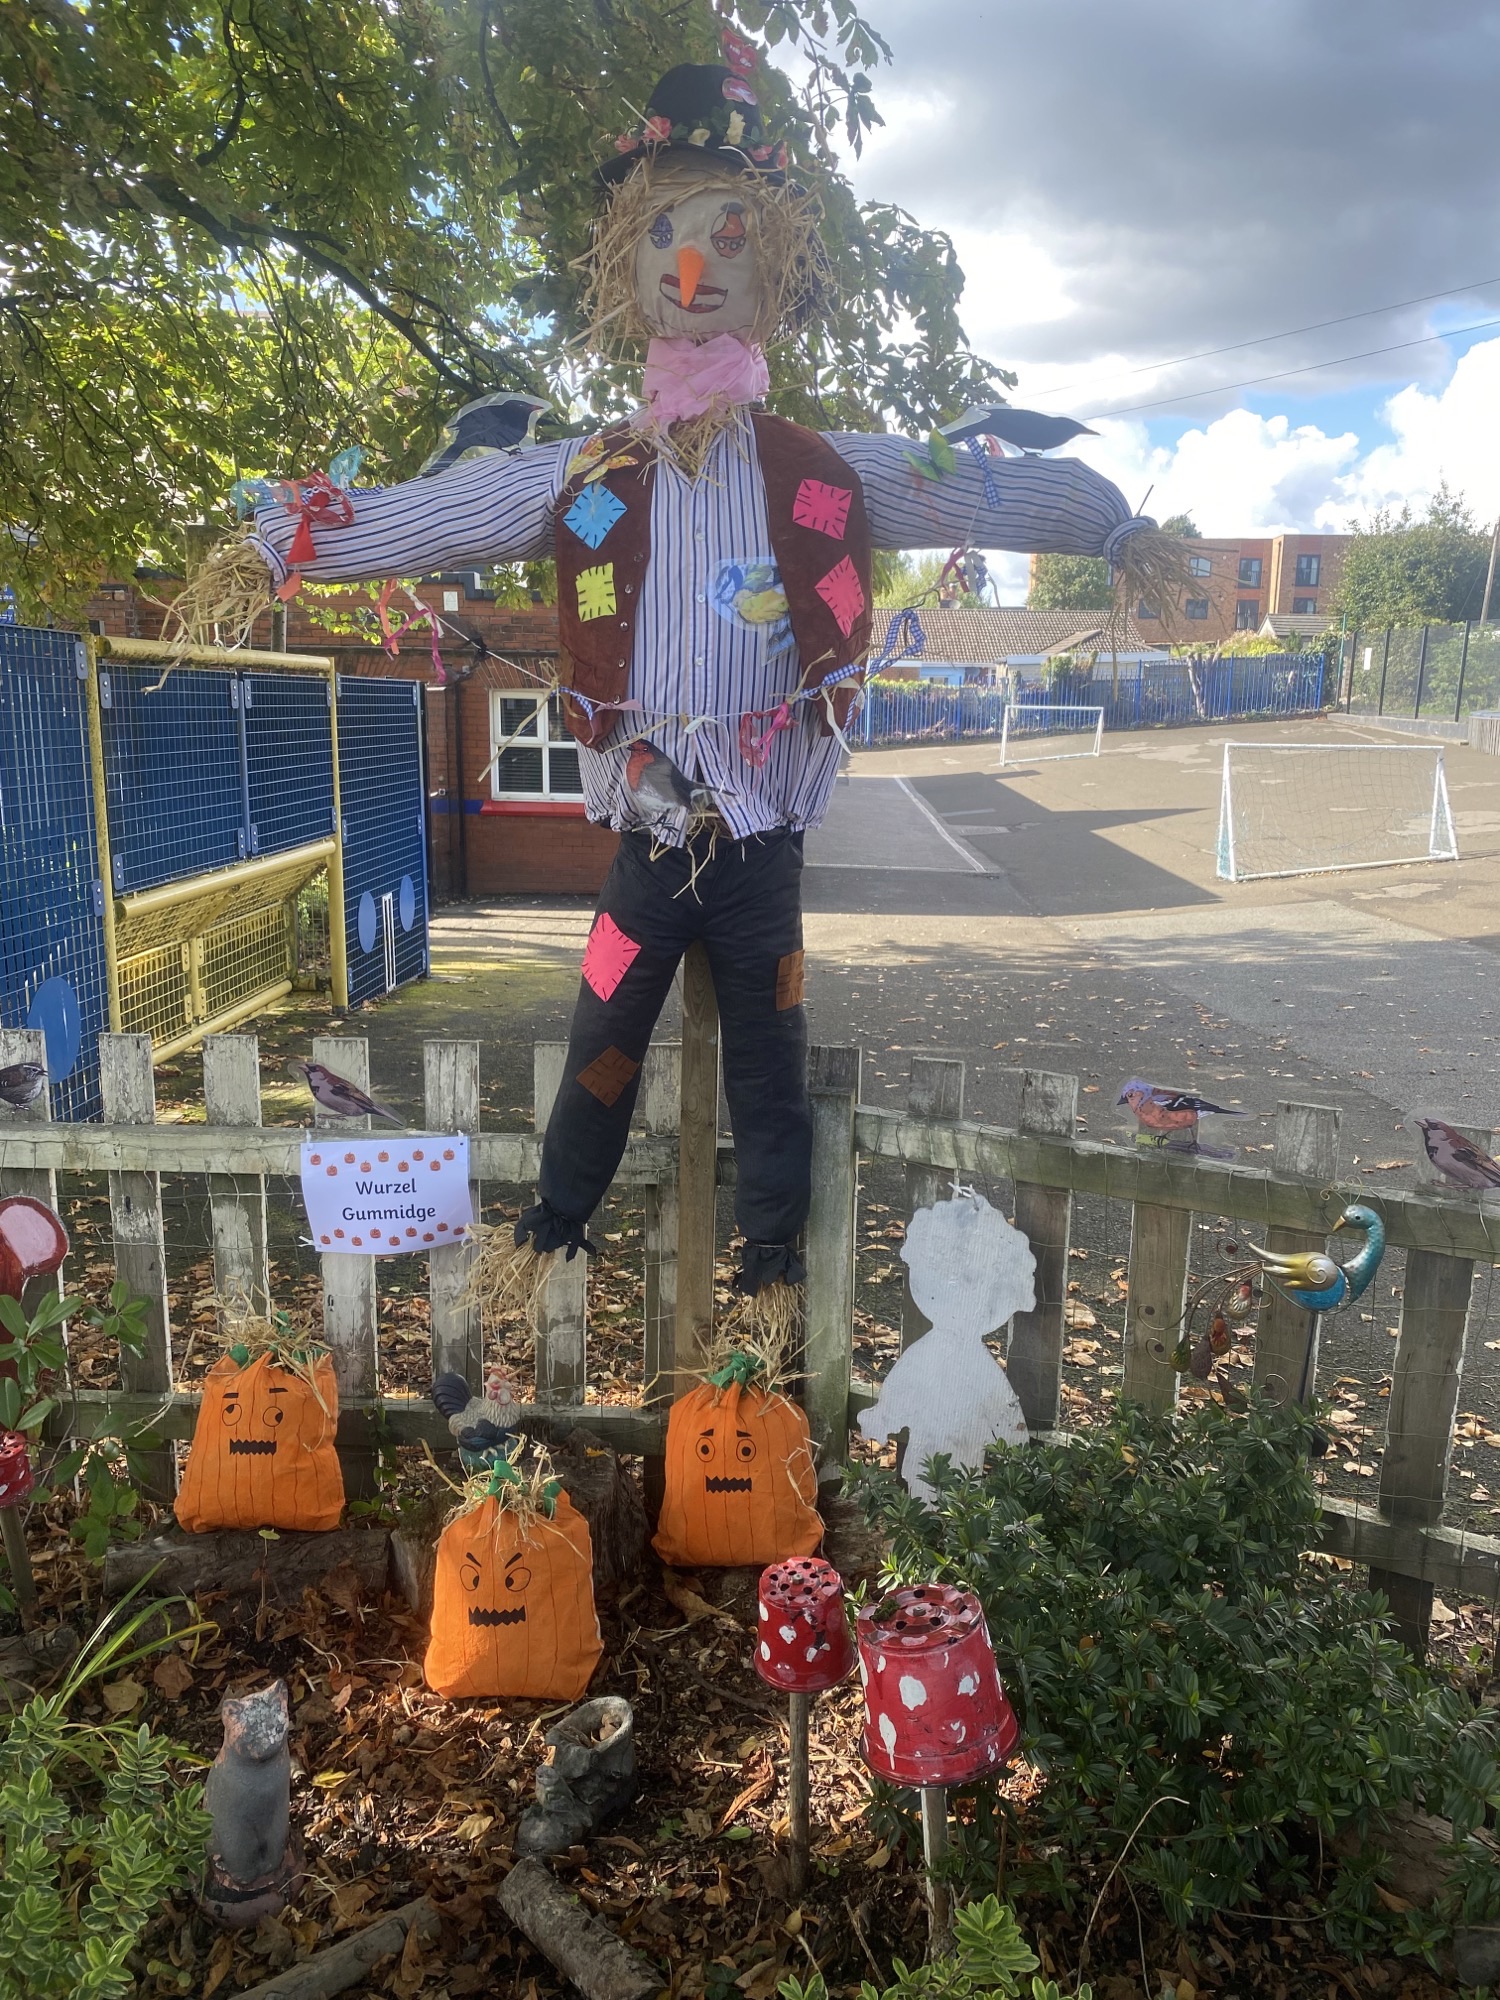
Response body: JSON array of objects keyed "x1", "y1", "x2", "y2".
[
  {"x1": 1216, "y1": 742, "x2": 1458, "y2": 882},
  {"x1": 998, "y1": 703, "x2": 1104, "y2": 767}
]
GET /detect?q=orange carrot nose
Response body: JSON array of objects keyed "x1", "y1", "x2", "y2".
[{"x1": 676, "y1": 245, "x2": 706, "y2": 307}]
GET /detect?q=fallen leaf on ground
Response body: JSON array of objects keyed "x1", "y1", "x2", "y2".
[
  {"x1": 101, "y1": 1676, "x2": 145, "y2": 1715},
  {"x1": 330, "y1": 1878, "x2": 378, "y2": 1930},
  {"x1": 661, "y1": 1570, "x2": 743, "y2": 1630},
  {"x1": 152, "y1": 1654, "x2": 194, "y2": 1699}
]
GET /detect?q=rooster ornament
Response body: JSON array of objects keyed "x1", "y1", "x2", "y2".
[{"x1": 196, "y1": 32, "x2": 1185, "y2": 1334}]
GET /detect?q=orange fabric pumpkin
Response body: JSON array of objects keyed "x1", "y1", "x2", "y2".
[
  {"x1": 176, "y1": 1351, "x2": 344, "y2": 1533},
  {"x1": 652, "y1": 1374, "x2": 823, "y2": 1568},
  {"x1": 425, "y1": 1487, "x2": 601, "y2": 1700}
]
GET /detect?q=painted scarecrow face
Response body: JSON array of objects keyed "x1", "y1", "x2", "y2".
[
  {"x1": 175, "y1": 1351, "x2": 344, "y2": 1534},
  {"x1": 424, "y1": 1492, "x2": 602, "y2": 1702},
  {"x1": 633, "y1": 165, "x2": 763, "y2": 338},
  {"x1": 652, "y1": 1379, "x2": 823, "y2": 1568}
]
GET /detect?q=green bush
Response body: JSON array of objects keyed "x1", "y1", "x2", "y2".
[
  {"x1": 855, "y1": 1397, "x2": 1500, "y2": 1954},
  {"x1": 778, "y1": 1895, "x2": 1089, "y2": 2000},
  {"x1": 0, "y1": 1595, "x2": 213, "y2": 2000}
]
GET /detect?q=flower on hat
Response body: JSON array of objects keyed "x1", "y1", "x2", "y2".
[
  {"x1": 689, "y1": 126, "x2": 710, "y2": 144},
  {"x1": 614, "y1": 132, "x2": 641, "y2": 153},
  {"x1": 722, "y1": 27, "x2": 758, "y2": 75},
  {"x1": 645, "y1": 113, "x2": 672, "y2": 141},
  {"x1": 726, "y1": 109, "x2": 745, "y2": 145},
  {"x1": 723, "y1": 76, "x2": 758, "y2": 106}
]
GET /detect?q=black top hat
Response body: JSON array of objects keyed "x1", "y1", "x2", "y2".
[{"x1": 598, "y1": 39, "x2": 789, "y2": 188}]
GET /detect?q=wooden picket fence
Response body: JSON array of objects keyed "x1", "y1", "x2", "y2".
[{"x1": 3, "y1": 949, "x2": 1498, "y2": 1653}]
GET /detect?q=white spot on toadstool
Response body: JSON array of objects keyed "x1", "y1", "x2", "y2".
[{"x1": 898, "y1": 1674, "x2": 928, "y2": 1710}]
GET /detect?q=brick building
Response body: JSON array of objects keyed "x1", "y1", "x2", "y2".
[
  {"x1": 80, "y1": 572, "x2": 617, "y2": 902},
  {"x1": 1030, "y1": 531, "x2": 1350, "y2": 646}
]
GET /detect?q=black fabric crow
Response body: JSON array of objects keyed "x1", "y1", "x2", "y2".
[
  {"x1": 941, "y1": 405, "x2": 1097, "y2": 453},
  {"x1": 420, "y1": 394, "x2": 554, "y2": 477}
]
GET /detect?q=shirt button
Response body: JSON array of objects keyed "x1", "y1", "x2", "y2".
[
  {"x1": 696, "y1": 591, "x2": 706, "y2": 603},
  {"x1": 694, "y1": 656, "x2": 705, "y2": 668}
]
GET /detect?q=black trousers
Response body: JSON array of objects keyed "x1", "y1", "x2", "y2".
[{"x1": 537, "y1": 827, "x2": 810, "y2": 1253}]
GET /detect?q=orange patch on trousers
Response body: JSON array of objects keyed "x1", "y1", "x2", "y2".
[
  {"x1": 577, "y1": 1047, "x2": 640, "y2": 1107},
  {"x1": 776, "y1": 950, "x2": 805, "y2": 1010}
]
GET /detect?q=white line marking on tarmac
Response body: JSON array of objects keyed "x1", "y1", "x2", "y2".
[{"x1": 894, "y1": 776, "x2": 988, "y2": 874}]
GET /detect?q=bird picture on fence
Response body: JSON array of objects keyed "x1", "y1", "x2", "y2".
[
  {"x1": 0, "y1": 1061, "x2": 47, "y2": 1111},
  {"x1": 1415, "y1": 1117, "x2": 1500, "y2": 1193},
  {"x1": 1117, "y1": 1079, "x2": 1248, "y2": 1159},
  {"x1": 1169, "y1": 1203, "x2": 1386, "y2": 1383},
  {"x1": 174, "y1": 27, "x2": 1192, "y2": 1349},
  {"x1": 288, "y1": 1058, "x2": 402, "y2": 1126},
  {"x1": 858, "y1": 1187, "x2": 1034, "y2": 1502}
]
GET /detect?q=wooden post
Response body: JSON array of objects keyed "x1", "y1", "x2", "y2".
[
  {"x1": 313, "y1": 1034, "x2": 379, "y2": 1497},
  {"x1": 787, "y1": 1690, "x2": 810, "y2": 1897},
  {"x1": 1369, "y1": 1124, "x2": 1488, "y2": 1655},
  {"x1": 99, "y1": 1034, "x2": 174, "y2": 1499},
  {"x1": 1122, "y1": 1202, "x2": 1189, "y2": 1414},
  {"x1": 1250, "y1": 1103, "x2": 1342, "y2": 1405},
  {"x1": 674, "y1": 944, "x2": 720, "y2": 1392},
  {"x1": 1007, "y1": 1070, "x2": 1078, "y2": 1432},
  {"x1": 920, "y1": 1786, "x2": 953, "y2": 1957},
  {"x1": 534, "y1": 1044, "x2": 586, "y2": 1407},
  {"x1": 805, "y1": 1045, "x2": 860, "y2": 1482},
  {"x1": 641, "y1": 1041, "x2": 681, "y2": 1520},
  {"x1": 203, "y1": 1035, "x2": 271, "y2": 1321},
  {"x1": 1, "y1": 1502, "x2": 34, "y2": 1611},
  {"x1": 902, "y1": 1057, "x2": 965, "y2": 1351},
  {"x1": 425, "y1": 1039, "x2": 482, "y2": 1388}
]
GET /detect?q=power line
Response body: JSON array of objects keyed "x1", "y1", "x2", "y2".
[
  {"x1": 1083, "y1": 313, "x2": 1500, "y2": 422},
  {"x1": 1027, "y1": 276, "x2": 1500, "y2": 406}
]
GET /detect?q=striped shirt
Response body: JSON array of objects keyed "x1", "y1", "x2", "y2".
[{"x1": 254, "y1": 416, "x2": 1141, "y2": 843}]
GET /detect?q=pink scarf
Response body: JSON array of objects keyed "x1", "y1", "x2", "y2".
[{"x1": 638, "y1": 334, "x2": 770, "y2": 425}]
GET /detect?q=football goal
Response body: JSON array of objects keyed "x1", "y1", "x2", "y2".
[
  {"x1": 997, "y1": 703, "x2": 1105, "y2": 767},
  {"x1": 1216, "y1": 741, "x2": 1459, "y2": 882}
]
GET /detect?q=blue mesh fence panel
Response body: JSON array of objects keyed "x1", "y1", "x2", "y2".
[
  {"x1": 337, "y1": 676, "x2": 428, "y2": 1005},
  {"x1": 862, "y1": 655, "x2": 1326, "y2": 743},
  {"x1": 99, "y1": 663, "x2": 244, "y2": 889},
  {"x1": 0, "y1": 627, "x2": 109, "y2": 1120},
  {"x1": 244, "y1": 672, "x2": 335, "y2": 856}
]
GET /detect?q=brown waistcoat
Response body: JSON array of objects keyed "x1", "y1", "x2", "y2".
[{"x1": 552, "y1": 410, "x2": 873, "y2": 749}]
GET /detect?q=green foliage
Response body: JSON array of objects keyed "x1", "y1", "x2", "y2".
[
  {"x1": 1333, "y1": 486, "x2": 1492, "y2": 628},
  {"x1": 1160, "y1": 513, "x2": 1201, "y2": 539},
  {"x1": 778, "y1": 1896, "x2": 1086, "y2": 2000},
  {"x1": 873, "y1": 551, "x2": 977, "y2": 609},
  {"x1": 854, "y1": 1398, "x2": 1500, "y2": 1956},
  {"x1": 0, "y1": 1592, "x2": 214, "y2": 2000},
  {"x1": 0, "y1": 1287, "x2": 152, "y2": 1609},
  {"x1": 0, "y1": 0, "x2": 1011, "y2": 616},
  {"x1": 1027, "y1": 554, "x2": 1112, "y2": 613}
]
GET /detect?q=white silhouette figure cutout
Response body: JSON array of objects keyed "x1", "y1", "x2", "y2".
[{"x1": 859, "y1": 1186, "x2": 1034, "y2": 1502}]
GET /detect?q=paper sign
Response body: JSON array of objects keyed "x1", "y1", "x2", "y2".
[{"x1": 301, "y1": 1135, "x2": 473, "y2": 1255}]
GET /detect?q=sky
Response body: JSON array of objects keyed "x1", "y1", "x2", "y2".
[{"x1": 843, "y1": 0, "x2": 1500, "y2": 591}]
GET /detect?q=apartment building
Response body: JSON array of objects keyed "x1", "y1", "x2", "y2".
[{"x1": 1031, "y1": 531, "x2": 1350, "y2": 645}]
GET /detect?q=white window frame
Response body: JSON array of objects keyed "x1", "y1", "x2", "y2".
[
  {"x1": 488, "y1": 690, "x2": 585, "y2": 801},
  {"x1": 1184, "y1": 597, "x2": 1210, "y2": 620},
  {"x1": 1188, "y1": 554, "x2": 1212, "y2": 578}
]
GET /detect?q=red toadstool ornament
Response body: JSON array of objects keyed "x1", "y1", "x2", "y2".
[
  {"x1": 0, "y1": 1428, "x2": 33, "y2": 1507},
  {"x1": 0, "y1": 1194, "x2": 69, "y2": 1301},
  {"x1": 857, "y1": 1583, "x2": 1017, "y2": 1789},
  {"x1": 755, "y1": 1555, "x2": 854, "y2": 1694}
]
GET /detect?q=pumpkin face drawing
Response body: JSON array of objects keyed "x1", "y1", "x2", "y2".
[
  {"x1": 652, "y1": 1379, "x2": 822, "y2": 1569},
  {"x1": 175, "y1": 1351, "x2": 344, "y2": 1534},
  {"x1": 425, "y1": 1490, "x2": 601, "y2": 1700}
]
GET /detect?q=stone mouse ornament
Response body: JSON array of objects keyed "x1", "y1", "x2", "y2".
[
  {"x1": 425, "y1": 1453, "x2": 602, "y2": 1701},
  {"x1": 186, "y1": 32, "x2": 1184, "y2": 1347},
  {"x1": 859, "y1": 1188, "x2": 1034, "y2": 1501}
]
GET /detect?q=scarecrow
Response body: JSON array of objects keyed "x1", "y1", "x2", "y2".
[{"x1": 213, "y1": 37, "x2": 1180, "y2": 1323}]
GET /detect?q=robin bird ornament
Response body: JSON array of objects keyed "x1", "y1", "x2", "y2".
[{"x1": 1118, "y1": 1079, "x2": 1246, "y2": 1158}]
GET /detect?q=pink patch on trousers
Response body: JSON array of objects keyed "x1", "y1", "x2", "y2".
[{"x1": 582, "y1": 912, "x2": 641, "y2": 1001}]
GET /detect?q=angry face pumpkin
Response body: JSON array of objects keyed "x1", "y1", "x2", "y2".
[
  {"x1": 652, "y1": 1377, "x2": 823, "y2": 1569},
  {"x1": 175, "y1": 1350, "x2": 344, "y2": 1534},
  {"x1": 424, "y1": 1489, "x2": 602, "y2": 1701}
]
